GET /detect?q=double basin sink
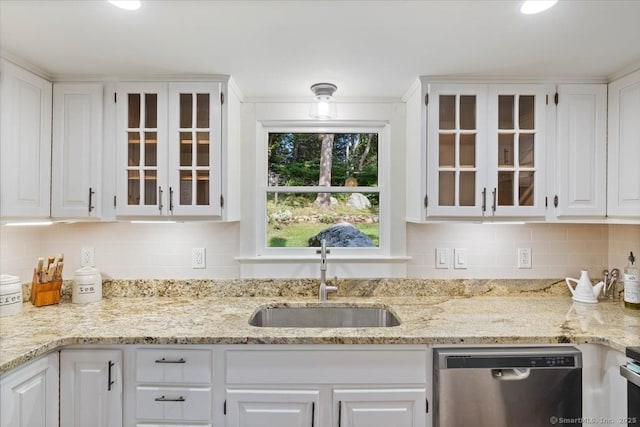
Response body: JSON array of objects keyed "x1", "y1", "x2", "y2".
[{"x1": 249, "y1": 305, "x2": 401, "y2": 328}]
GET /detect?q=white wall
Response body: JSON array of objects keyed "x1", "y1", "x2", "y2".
[{"x1": 2, "y1": 222, "x2": 638, "y2": 281}]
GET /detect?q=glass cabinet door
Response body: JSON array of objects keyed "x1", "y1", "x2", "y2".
[
  {"x1": 116, "y1": 83, "x2": 168, "y2": 216},
  {"x1": 487, "y1": 84, "x2": 549, "y2": 217},
  {"x1": 427, "y1": 84, "x2": 487, "y2": 217},
  {"x1": 168, "y1": 83, "x2": 221, "y2": 216}
]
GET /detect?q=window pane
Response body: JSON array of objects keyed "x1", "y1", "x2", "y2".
[
  {"x1": 519, "y1": 171, "x2": 534, "y2": 206},
  {"x1": 459, "y1": 134, "x2": 475, "y2": 167},
  {"x1": 196, "y1": 171, "x2": 209, "y2": 205},
  {"x1": 180, "y1": 94, "x2": 193, "y2": 128},
  {"x1": 180, "y1": 170, "x2": 192, "y2": 205},
  {"x1": 439, "y1": 95, "x2": 456, "y2": 130},
  {"x1": 144, "y1": 94, "x2": 157, "y2": 128},
  {"x1": 519, "y1": 95, "x2": 535, "y2": 130},
  {"x1": 268, "y1": 133, "x2": 378, "y2": 187},
  {"x1": 128, "y1": 132, "x2": 140, "y2": 166},
  {"x1": 196, "y1": 94, "x2": 209, "y2": 128},
  {"x1": 519, "y1": 133, "x2": 535, "y2": 167},
  {"x1": 438, "y1": 171, "x2": 455, "y2": 206},
  {"x1": 439, "y1": 133, "x2": 455, "y2": 167},
  {"x1": 128, "y1": 94, "x2": 140, "y2": 128},
  {"x1": 127, "y1": 170, "x2": 140, "y2": 205},
  {"x1": 459, "y1": 171, "x2": 475, "y2": 206},
  {"x1": 180, "y1": 132, "x2": 193, "y2": 167},
  {"x1": 498, "y1": 134, "x2": 514, "y2": 167},
  {"x1": 143, "y1": 170, "x2": 157, "y2": 205},
  {"x1": 196, "y1": 132, "x2": 209, "y2": 166},
  {"x1": 144, "y1": 132, "x2": 157, "y2": 167},
  {"x1": 459, "y1": 95, "x2": 476, "y2": 130},
  {"x1": 266, "y1": 192, "x2": 379, "y2": 248},
  {"x1": 498, "y1": 95, "x2": 514, "y2": 129},
  {"x1": 498, "y1": 171, "x2": 514, "y2": 206}
]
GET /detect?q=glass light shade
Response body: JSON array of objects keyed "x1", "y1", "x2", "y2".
[
  {"x1": 520, "y1": 0, "x2": 558, "y2": 14},
  {"x1": 108, "y1": 0, "x2": 141, "y2": 11},
  {"x1": 309, "y1": 94, "x2": 337, "y2": 119}
]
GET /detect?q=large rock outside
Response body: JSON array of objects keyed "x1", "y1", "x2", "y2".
[
  {"x1": 346, "y1": 193, "x2": 371, "y2": 210},
  {"x1": 308, "y1": 222, "x2": 374, "y2": 247}
]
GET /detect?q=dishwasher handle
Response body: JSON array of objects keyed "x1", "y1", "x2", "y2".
[
  {"x1": 621, "y1": 364, "x2": 640, "y2": 387},
  {"x1": 492, "y1": 368, "x2": 531, "y2": 380}
]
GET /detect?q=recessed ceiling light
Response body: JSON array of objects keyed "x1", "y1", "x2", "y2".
[
  {"x1": 520, "y1": 0, "x2": 558, "y2": 14},
  {"x1": 108, "y1": 0, "x2": 141, "y2": 11}
]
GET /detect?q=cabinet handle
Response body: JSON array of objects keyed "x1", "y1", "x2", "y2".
[
  {"x1": 311, "y1": 401, "x2": 315, "y2": 427},
  {"x1": 88, "y1": 187, "x2": 95, "y2": 213},
  {"x1": 107, "y1": 361, "x2": 114, "y2": 391},
  {"x1": 154, "y1": 357, "x2": 186, "y2": 364},
  {"x1": 481, "y1": 187, "x2": 487, "y2": 213},
  {"x1": 338, "y1": 401, "x2": 342, "y2": 427},
  {"x1": 169, "y1": 187, "x2": 174, "y2": 213},
  {"x1": 492, "y1": 188, "x2": 497, "y2": 213},
  {"x1": 158, "y1": 186, "x2": 164, "y2": 212},
  {"x1": 154, "y1": 395, "x2": 185, "y2": 402}
]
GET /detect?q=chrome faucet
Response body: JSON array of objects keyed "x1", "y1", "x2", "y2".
[{"x1": 317, "y1": 239, "x2": 337, "y2": 301}]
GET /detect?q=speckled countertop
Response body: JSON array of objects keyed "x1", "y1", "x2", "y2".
[{"x1": 1, "y1": 278, "x2": 639, "y2": 375}]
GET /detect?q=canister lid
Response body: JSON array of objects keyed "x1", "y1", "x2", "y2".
[
  {"x1": 0, "y1": 274, "x2": 20, "y2": 286},
  {"x1": 74, "y1": 266, "x2": 99, "y2": 276}
]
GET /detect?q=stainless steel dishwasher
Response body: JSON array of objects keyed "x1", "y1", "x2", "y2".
[{"x1": 433, "y1": 347, "x2": 582, "y2": 427}]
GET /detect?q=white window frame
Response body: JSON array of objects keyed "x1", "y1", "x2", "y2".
[{"x1": 256, "y1": 121, "x2": 391, "y2": 257}]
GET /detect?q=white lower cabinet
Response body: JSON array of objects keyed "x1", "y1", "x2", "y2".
[
  {"x1": 334, "y1": 388, "x2": 425, "y2": 427},
  {"x1": 0, "y1": 352, "x2": 59, "y2": 427},
  {"x1": 224, "y1": 346, "x2": 428, "y2": 427},
  {"x1": 226, "y1": 389, "x2": 319, "y2": 427},
  {"x1": 60, "y1": 349, "x2": 123, "y2": 427}
]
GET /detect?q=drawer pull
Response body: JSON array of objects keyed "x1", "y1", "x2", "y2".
[
  {"x1": 155, "y1": 357, "x2": 186, "y2": 364},
  {"x1": 154, "y1": 395, "x2": 185, "y2": 402}
]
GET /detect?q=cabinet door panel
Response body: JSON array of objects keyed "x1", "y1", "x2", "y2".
[
  {"x1": 555, "y1": 84, "x2": 607, "y2": 217},
  {"x1": 0, "y1": 353, "x2": 59, "y2": 427},
  {"x1": 334, "y1": 388, "x2": 425, "y2": 427},
  {"x1": 60, "y1": 349, "x2": 122, "y2": 427},
  {"x1": 608, "y1": 70, "x2": 640, "y2": 218},
  {"x1": 226, "y1": 389, "x2": 318, "y2": 427},
  {"x1": 0, "y1": 60, "x2": 52, "y2": 218},
  {"x1": 51, "y1": 83, "x2": 103, "y2": 218}
]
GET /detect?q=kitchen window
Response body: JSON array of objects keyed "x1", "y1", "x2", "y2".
[{"x1": 257, "y1": 125, "x2": 389, "y2": 257}]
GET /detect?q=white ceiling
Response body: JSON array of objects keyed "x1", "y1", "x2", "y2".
[{"x1": 1, "y1": 0, "x2": 640, "y2": 99}]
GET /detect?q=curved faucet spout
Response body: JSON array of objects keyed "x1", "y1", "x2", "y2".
[{"x1": 316, "y1": 239, "x2": 337, "y2": 301}]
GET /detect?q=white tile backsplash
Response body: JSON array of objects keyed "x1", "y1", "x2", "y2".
[{"x1": 1, "y1": 222, "x2": 638, "y2": 280}]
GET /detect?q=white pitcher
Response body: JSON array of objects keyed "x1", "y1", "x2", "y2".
[{"x1": 566, "y1": 270, "x2": 604, "y2": 304}]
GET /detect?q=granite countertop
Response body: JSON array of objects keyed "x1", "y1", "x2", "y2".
[{"x1": 2, "y1": 278, "x2": 639, "y2": 375}]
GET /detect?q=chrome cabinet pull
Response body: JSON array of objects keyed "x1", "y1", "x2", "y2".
[
  {"x1": 107, "y1": 361, "x2": 115, "y2": 391},
  {"x1": 88, "y1": 187, "x2": 95, "y2": 213},
  {"x1": 492, "y1": 188, "x2": 497, "y2": 213},
  {"x1": 155, "y1": 395, "x2": 185, "y2": 402},
  {"x1": 154, "y1": 357, "x2": 186, "y2": 364},
  {"x1": 158, "y1": 186, "x2": 164, "y2": 212}
]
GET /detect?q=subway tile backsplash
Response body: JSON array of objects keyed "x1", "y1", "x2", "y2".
[{"x1": 1, "y1": 222, "x2": 638, "y2": 281}]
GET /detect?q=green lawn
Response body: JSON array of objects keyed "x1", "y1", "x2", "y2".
[{"x1": 267, "y1": 222, "x2": 379, "y2": 247}]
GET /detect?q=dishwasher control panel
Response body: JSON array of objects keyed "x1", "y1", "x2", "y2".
[{"x1": 445, "y1": 355, "x2": 577, "y2": 369}]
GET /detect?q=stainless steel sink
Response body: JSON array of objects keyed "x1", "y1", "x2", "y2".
[{"x1": 248, "y1": 306, "x2": 401, "y2": 328}]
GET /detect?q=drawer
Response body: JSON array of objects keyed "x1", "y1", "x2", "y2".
[
  {"x1": 136, "y1": 348, "x2": 212, "y2": 384},
  {"x1": 135, "y1": 386, "x2": 212, "y2": 422}
]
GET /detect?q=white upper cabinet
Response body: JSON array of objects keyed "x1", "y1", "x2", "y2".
[
  {"x1": 554, "y1": 84, "x2": 607, "y2": 218},
  {"x1": 115, "y1": 81, "x2": 226, "y2": 218},
  {"x1": 420, "y1": 81, "x2": 552, "y2": 219},
  {"x1": 0, "y1": 60, "x2": 52, "y2": 219},
  {"x1": 51, "y1": 83, "x2": 103, "y2": 219},
  {"x1": 607, "y1": 69, "x2": 640, "y2": 219}
]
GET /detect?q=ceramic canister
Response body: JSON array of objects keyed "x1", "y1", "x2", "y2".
[
  {"x1": 72, "y1": 266, "x2": 102, "y2": 304},
  {"x1": 0, "y1": 274, "x2": 23, "y2": 316}
]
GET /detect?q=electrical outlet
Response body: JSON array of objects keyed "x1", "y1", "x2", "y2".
[
  {"x1": 454, "y1": 248, "x2": 468, "y2": 269},
  {"x1": 80, "y1": 246, "x2": 94, "y2": 267},
  {"x1": 518, "y1": 248, "x2": 532, "y2": 269},
  {"x1": 192, "y1": 248, "x2": 206, "y2": 269},
  {"x1": 436, "y1": 248, "x2": 450, "y2": 269}
]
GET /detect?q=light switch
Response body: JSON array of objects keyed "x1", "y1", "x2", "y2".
[
  {"x1": 454, "y1": 248, "x2": 468, "y2": 269},
  {"x1": 436, "y1": 248, "x2": 450, "y2": 269},
  {"x1": 518, "y1": 248, "x2": 532, "y2": 269}
]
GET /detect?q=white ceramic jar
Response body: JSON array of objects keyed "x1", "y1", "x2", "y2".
[
  {"x1": 72, "y1": 266, "x2": 102, "y2": 304},
  {"x1": 0, "y1": 274, "x2": 23, "y2": 316}
]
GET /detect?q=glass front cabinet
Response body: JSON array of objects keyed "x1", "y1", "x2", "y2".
[
  {"x1": 116, "y1": 82, "x2": 222, "y2": 218},
  {"x1": 424, "y1": 82, "x2": 552, "y2": 218}
]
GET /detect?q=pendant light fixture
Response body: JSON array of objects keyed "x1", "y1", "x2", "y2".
[{"x1": 309, "y1": 83, "x2": 338, "y2": 119}]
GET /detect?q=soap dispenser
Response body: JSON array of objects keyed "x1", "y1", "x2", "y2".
[{"x1": 624, "y1": 251, "x2": 640, "y2": 310}]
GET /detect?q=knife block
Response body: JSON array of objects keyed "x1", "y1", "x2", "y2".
[{"x1": 30, "y1": 269, "x2": 61, "y2": 307}]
